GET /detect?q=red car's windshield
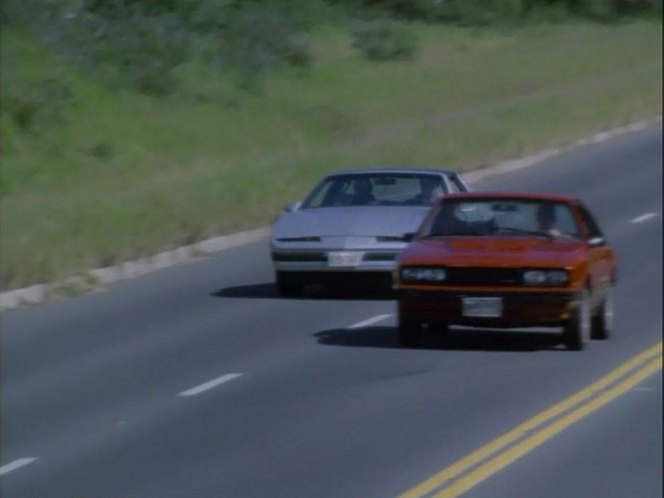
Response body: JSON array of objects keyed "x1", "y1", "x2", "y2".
[{"x1": 420, "y1": 199, "x2": 581, "y2": 239}]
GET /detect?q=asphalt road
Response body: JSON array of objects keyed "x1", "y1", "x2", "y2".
[{"x1": 1, "y1": 126, "x2": 661, "y2": 498}]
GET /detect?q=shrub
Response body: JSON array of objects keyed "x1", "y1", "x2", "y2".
[
  {"x1": 90, "y1": 11, "x2": 188, "y2": 96},
  {"x1": 352, "y1": 18, "x2": 417, "y2": 61},
  {"x1": 221, "y1": 3, "x2": 314, "y2": 90},
  {"x1": 359, "y1": 0, "x2": 661, "y2": 23},
  {"x1": 2, "y1": 0, "x2": 188, "y2": 96},
  {"x1": 436, "y1": 0, "x2": 528, "y2": 26},
  {"x1": 370, "y1": 0, "x2": 447, "y2": 21},
  {"x1": 551, "y1": 0, "x2": 661, "y2": 20},
  {"x1": 569, "y1": 0, "x2": 617, "y2": 19},
  {"x1": 2, "y1": 78, "x2": 73, "y2": 133}
]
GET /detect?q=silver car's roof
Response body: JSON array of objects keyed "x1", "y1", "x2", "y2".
[{"x1": 323, "y1": 167, "x2": 457, "y2": 178}]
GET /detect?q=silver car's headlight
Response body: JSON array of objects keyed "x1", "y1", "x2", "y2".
[
  {"x1": 523, "y1": 269, "x2": 568, "y2": 286},
  {"x1": 401, "y1": 267, "x2": 447, "y2": 282}
]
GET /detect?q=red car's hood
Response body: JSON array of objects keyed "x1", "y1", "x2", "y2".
[{"x1": 400, "y1": 236, "x2": 585, "y2": 268}]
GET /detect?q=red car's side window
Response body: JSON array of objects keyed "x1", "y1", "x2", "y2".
[{"x1": 576, "y1": 202, "x2": 605, "y2": 242}]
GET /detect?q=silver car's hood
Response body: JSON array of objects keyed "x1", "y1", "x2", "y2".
[{"x1": 272, "y1": 206, "x2": 430, "y2": 239}]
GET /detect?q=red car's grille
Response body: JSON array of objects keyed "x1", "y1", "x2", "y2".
[{"x1": 444, "y1": 267, "x2": 523, "y2": 286}]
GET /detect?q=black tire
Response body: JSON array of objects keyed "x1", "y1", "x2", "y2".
[
  {"x1": 563, "y1": 291, "x2": 590, "y2": 351},
  {"x1": 398, "y1": 313, "x2": 423, "y2": 348},
  {"x1": 431, "y1": 322, "x2": 450, "y2": 347},
  {"x1": 591, "y1": 286, "x2": 614, "y2": 340},
  {"x1": 275, "y1": 272, "x2": 303, "y2": 297}
]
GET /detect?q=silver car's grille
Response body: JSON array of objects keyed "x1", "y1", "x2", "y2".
[
  {"x1": 364, "y1": 253, "x2": 398, "y2": 262},
  {"x1": 276, "y1": 237, "x2": 321, "y2": 242},
  {"x1": 273, "y1": 252, "x2": 397, "y2": 264}
]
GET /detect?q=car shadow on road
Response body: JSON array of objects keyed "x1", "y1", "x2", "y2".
[
  {"x1": 314, "y1": 326, "x2": 566, "y2": 352},
  {"x1": 211, "y1": 282, "x2": 394, "y2": 301}
]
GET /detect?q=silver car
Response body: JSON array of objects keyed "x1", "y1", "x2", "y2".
[{"x1": 270, "y1": 168, "x2": 471, "y2": 295}]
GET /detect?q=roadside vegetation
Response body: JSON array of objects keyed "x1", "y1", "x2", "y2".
[{"x1": 1, "y1": 0, "x2": 661, "y2": 289}]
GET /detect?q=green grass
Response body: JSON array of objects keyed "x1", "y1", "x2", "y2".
[{"x1": 1, "y1": 19, "x2": 661, "y2": 289}]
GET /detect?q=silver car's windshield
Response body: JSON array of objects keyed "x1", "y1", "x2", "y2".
[
  {"x1": 420, "y1": 199, "x2": 581, "y2": 239},
  {"x1": 301, "y1": 174, "x2": 447, "y2": 208}
]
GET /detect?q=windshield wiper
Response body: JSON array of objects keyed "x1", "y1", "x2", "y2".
[
  {"x1": 489, "y1": 227, "x2": 553, "y2": 238},
  {"x1": 424, "y1": 231, "x2": 488, "y2": 238}
]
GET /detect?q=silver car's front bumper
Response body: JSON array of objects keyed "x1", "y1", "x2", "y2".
[{"x1": 270, "y1": 238, "x2": 406, "y2": 273}]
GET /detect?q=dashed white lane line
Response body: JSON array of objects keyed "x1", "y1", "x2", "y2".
[
  {"x1": 0, "y1": 458, "x2": 38, "y2": 476},
  {"x1": 630, "y1": 212, "x2": 658, "y2": 224},
  {"x1": 348, "y1": 314, "x2": 393, "y2": 329},
  {"x1": 178, "y1": 373, "x2": 242, "y2": 397}
]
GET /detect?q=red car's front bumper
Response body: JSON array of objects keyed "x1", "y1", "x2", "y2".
[{"x1": 396, "y1": 288, "x2": 583, "y2": 328}]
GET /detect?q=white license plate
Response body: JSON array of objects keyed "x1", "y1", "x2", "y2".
[
  {"x1": 462, "y1": 297, "x2": 503, "y2": 318},
  {"x1": 328, "y1": 251, "x2": 363, "y2": 267}
]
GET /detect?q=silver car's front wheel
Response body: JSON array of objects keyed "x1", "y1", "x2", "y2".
[{"x1": 275, "y1": 272, "x2": 304, "y2": 297}]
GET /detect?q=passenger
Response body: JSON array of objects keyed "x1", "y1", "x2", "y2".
[
  {"x1": 409, "y1": 177, "x2": 444, "y2": 205},
  {"x1": 536, "y1": 204, "x2": 564, "y2": 237},
  {"x1": 430, "y1": 203, "x2": 469, "y2": 236}
]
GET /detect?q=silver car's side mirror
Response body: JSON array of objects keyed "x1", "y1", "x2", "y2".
[{"x1": 284, "y1": 201, "x2": 302, "y2": 213}]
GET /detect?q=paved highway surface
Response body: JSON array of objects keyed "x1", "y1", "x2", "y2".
[{"x1": 1, "y1": 126, "x2": 661, "y2": 498}]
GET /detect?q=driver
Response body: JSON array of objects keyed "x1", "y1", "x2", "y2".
[
  {"x1": 536, "y1": 204, "x2": 564, "y2": 237},
  {"x1": 351, "y1": 178, "x2": 376, "y2": 205}
]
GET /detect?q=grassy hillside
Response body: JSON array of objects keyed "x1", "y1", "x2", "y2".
[{"x1": 1, "y1": 18, "x2": 661, "y2": 289}]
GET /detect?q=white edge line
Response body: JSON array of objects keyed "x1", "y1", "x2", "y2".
[
  {"x1": 630, "y1": 212, "x2": 657, "y2": 224},
  {"x1": 348, "y1": 314, "x2": 393, "y2": 329},
  {"x1": 178, "y1": 373, "x2": 242, "y2": 397},
  {"x1": 0, "y1": 458, "x2": 38, "y2": 476}
]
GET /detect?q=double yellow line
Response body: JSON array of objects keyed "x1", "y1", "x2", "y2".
[{"x1": 400, "y1": 342, "x2": 663, "y2": 498}]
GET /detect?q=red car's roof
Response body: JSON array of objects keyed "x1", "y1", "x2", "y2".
[{"x1": 440, "y1": 191, "x2": 577, "y2": 203}]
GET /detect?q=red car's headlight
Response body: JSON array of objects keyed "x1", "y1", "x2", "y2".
[
  {"x1": 401, "y1": 267, "x2": 447, "y2": 282},
  {"x1": 523, "y1": 269, "x2": 568, "y2": 286}
]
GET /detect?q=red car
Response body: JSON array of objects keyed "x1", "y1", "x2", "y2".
[{"x1": 394, "y1": 192, "x2": 616, "y2": 350}]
